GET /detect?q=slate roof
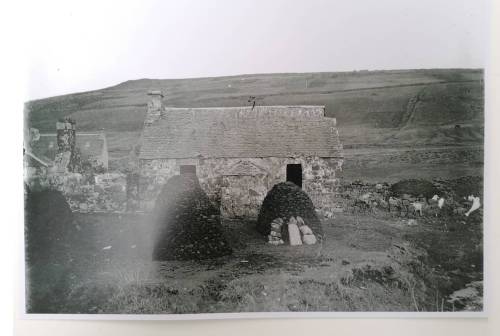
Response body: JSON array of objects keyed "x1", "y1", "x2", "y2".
[
  {"x1": 30, "y1": 133, "x2": 107, "y2": 163},
  {"x1": 140, "y1": 106, "x2": 343, "y2": 159}
]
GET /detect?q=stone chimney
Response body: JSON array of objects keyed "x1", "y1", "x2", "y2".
[
  {"x1": 56, "y1": 117, "x2": 76, "y2": 153},
  {"x1": 53, "y1": 117, "x2": 77, "y2": 172},
  {"x1": 145, "y1": 90, "x2": 164, "y2": 125}
]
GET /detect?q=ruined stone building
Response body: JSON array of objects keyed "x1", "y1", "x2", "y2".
[
  {"x1": 138, "y1": 91, "x2": 344, "y2": 218},
  {"x1": 24, "y1": 119, "x2": 123, "y2": 212},
  {"x1": 27, "y1": 119, "x2": 109, "y2": 174}
]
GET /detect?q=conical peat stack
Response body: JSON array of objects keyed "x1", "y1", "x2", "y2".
[
  {"x1": 24, "y1": 188, "x2": 74, "y2": 263},
  {"x1": 152, "y1": 174, "x2": 232, "y2": 261},
  {"x1": 256, "y1": 182, "x2": 323, "y2": 241}
]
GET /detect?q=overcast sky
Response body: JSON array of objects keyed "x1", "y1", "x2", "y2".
[{"x1": 24, "y1": 0, "x2": 489, "y2": 100}]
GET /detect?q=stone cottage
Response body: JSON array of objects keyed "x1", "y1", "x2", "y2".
[{"x1": 138, "y1": 91, "x2": 344, "y2": 218}]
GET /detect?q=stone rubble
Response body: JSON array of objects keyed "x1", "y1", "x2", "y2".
[
  {"x1": 287, "y1": 219, "x2": 302, "y2": 246},
  {"x1": 334, "y1": 177, "x2": 483, "y2": 220},
  {"x1": 296, "y1": 216, "x2": 317, "y2": 245},
  {"x1": 267, "y1": 218, "x2": 284, "y2": 245},
  {"x1": 302, "y1": 234, "x2": 317, "y2": 245},
  {"x1": 267, "y1": 216, "x2": 318, "y2": 246}
]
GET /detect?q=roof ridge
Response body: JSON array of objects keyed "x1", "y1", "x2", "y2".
[{"x1": 163, "y1": 105, "x2": 325, "y2": 110}]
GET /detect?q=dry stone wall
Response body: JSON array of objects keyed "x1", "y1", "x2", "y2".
[
  {"x1": 332, "y1": 178, "x2": 483, "y2": 219},
  {"x1": 25, "y1": 171, "x2": 127, "y2": 213}
]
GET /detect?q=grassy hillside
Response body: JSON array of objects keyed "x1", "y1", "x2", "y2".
[
  {"x1": 26, "y1": 69, "x2": 483, "y2": 133},
  {"x1": 25, "y1": 69, "x2": 484, "y2": 180}
]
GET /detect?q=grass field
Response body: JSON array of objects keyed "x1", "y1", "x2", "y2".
[
  {"x1": 340, "y1": 144, "x2": 483, "y2": 183},
  {"x1": 26, "y1": 209, "x2": 483, "y2": 314}
]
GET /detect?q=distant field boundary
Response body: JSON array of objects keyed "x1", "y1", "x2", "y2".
[
  {"x1": 194, "y1": 79, "x2": 482, "y2": 101},
  {"x1": 343, "y1": 144, "x2": 483, "y2": 158}
]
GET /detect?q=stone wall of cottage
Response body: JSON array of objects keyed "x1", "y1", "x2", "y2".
[{"x1": 139, "y1": 156, "x2": 343, "y2": 217}]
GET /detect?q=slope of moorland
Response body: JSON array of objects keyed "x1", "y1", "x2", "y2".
[{"x1": 25, "y1": 69, "x2": 484, "y2": 180}]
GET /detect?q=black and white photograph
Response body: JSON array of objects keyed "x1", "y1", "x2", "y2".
[{"x1": 21, "y1": 0, "x2": 488, "y2": 317}]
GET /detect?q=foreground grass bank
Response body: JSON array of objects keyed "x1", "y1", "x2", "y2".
[{"x1": 25, "y1": 208, "x2": 483, "y2": 313}]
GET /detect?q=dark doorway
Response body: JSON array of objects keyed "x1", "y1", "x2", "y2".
[
  {"x1": 180, "y1": 165, "x2": 196, "y2": 175},
  {"x1": 286, "y1": 164, "x2": 302, "y2": 188}
]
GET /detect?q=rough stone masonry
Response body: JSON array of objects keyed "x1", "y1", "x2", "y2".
[{"x1": 138, "y1": 90, "x2": 345, "y2": 218}]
